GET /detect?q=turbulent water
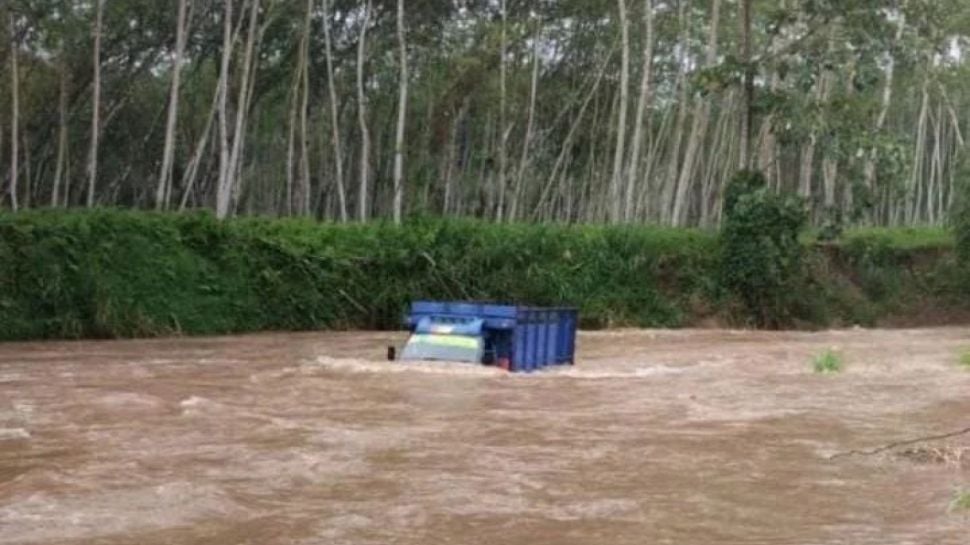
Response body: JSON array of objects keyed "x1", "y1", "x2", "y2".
[{"x1": 1, "y1": 328, "x2": 969, "y2": 544}]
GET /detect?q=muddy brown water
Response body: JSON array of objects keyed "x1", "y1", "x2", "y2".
[{"x1": 1, "y1": 328, "x2": 969, "y2": 544}]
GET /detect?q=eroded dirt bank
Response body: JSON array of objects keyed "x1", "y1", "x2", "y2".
[{"x1": 1, "y1": 328, "x2": 969, "y2": 544}]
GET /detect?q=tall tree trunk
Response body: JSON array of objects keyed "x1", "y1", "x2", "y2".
[
  {"x1": 178, "y1": 85, "x2": 219, "y2": 211},
  {"x1": 510, "y1": 19, "x2": 540, "y2": 222},
  {"x1": 609, "y1": 0, "x2": 631, "y2": 224},
  {"x1": 798, "y1": 64, "x2": 833, "y2": 201},
  {"x1": 216, "y1": 0, "x2": 233, "y2": 217},
  {"x1": 624, "y1": 0, "x2": 655, "y2": 222},
  {"x1": 908, "y1": 83, "x2": 929, "y2": 224},
  {"x1": 8, "y1": 11, "x2": 19, "y2": 212},
  {"x1": 660, "y1": 0, "x2": 690, "y2": 224},
  {"x1": 220, "y1": 0, "x2": 260, "y2": 220},
  {"x1": 22, "y1": 133, "x2": 30, "y2": 209},
  {"x1": 156, "y1": 0, "x2": 190, "y2": 210},
  {"x1": 672, "y1": 0, "x2": 721, "y2": 227},
  {"x1": 356, "y1": 0, "x2": 373, "y2": 221},
  {"x1": 700, "y1": 92, "x2": 734, "y2": 226},
  {"x1": 738, "y1": 0, "x2": 753, "y2": 169},
  {"x1": 496, "y1": 0, "x2": 509, "y2": 221},
  {"x1": 286, "y1": 71, "x2": 299, "y2": 214},
  {"x1": 392, "y1": 0, "x2": 408, "y2": 224},
  {"x1": 754, "y1": 0, "x2": 788, "y2": 189},
  {"x1": 86, "y1": 0, "x2": 105, "y2": 208},
  {"x1": 298, "y1": 0, "x2": 312, "y2": 216},
  {"x1": 286, "y1": 2, "x2": 310, "y2": 217},
  {"x1": 321, "y1": 0, "x2": 348, "y2": 221},
  {"x1": 533, "y1": 47, "x2": 614, "y2": 219},
  {"x1": 864, "y1": 5, "x2": 907, "y2": 192},
  {"x1": 52, "y1": 48, "x2": 69, "y2": 208}
]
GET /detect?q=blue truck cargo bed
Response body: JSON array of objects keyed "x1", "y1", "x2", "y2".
[{"x1": 402, "y1": 301, "x2": 578, "y2": 373}]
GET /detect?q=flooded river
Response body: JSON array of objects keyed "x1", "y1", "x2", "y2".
[{"x1": 1, "y1": 328, "x2": 969, "y2": 544}]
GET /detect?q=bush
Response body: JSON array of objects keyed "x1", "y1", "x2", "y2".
[
  {"x1": 813, "y1": 350, "x2": 844, "y2": 374},
  {"x1": 0, "y1": 210, "x2": 718, "y2": 340},
  {"x1": 719, "y1": 170, "x2": 808, "y2": 327},
  {"x1": 951, "y1": 179, "x2": 970, "y2": 266}
]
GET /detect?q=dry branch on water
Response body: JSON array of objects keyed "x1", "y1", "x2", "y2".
[{"x1": 828, "y1": 427, "x2": 970, "y2": 461}]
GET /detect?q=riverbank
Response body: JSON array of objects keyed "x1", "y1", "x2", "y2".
[{"x1": 1, "y1": 210, "x2": 967, "y2": 341}]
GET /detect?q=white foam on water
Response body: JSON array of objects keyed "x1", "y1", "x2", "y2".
[
  {"x1": 310, "y1": 355, "x2": 711, "y2": 381},
  {"x1": 96, "y1": 392, "x2": 166, "y2": 411},
  {"x1": 179, "y1": 396, "x2": 234, "y2": 418},
  {"x1": 312, "y1": 356, "x2": 507, "y2": 377},
  {"x1": 0, "y1": 372, "x2": 24, "y2": 384},
  {"x1": 179, "y1": 395, "x2": 213, "y2": 408},
  {"x1": 0, "y1": 428, "x2": 30, "y2": 441},
  {"x1": 0, "y1": 482, "x2": 247, "y2": 544}
]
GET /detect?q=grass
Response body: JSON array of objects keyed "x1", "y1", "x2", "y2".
[
  {"x1": 949, "y1": 489, "x2": 970, "y2": 513},
  {"x1": 839, "y1": 227, "x2": 954, "y2": 251},
  {"x1": 813, "y1": 350, "x2": 844, "y2": 374}
]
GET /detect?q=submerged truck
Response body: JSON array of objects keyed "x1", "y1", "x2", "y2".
[{"x1": 396, "y1": 301, "x2": 578, "y2": 373}]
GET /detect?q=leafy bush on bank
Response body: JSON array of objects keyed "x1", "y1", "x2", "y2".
[{"x1": 720, "y1": 170, "x2": 807, "y2": 327}]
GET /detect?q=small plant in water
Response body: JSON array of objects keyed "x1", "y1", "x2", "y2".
[
  {"x1": 813, "y1": 350, "x2": 843, "y2": 374},
  {"x1": 959, "y1": 351, "x2": 970, "y2": 370},
  {"x1": 949, "y1": 489, "x2": 970, "y2": 513}
]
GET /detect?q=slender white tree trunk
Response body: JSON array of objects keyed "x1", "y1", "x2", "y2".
[
  {"x1": 738, "y1": 0, "x2": 753, "y2": 169},
  {"x1": 52, "y1": 48, "x2": 69, "y2": 208},
  {"x1": 624, "y1": 0, "x2": 655, "y2": 222},
  {"x1": 356, "y1": 0, "x2": 372, "y2": 221},
  {"x1": 496, "y1": 0, "x2": 509, "y2": 221},
  {"x1": 660, "y1": 0, "x2": 689, "y2": 224},
  {"x1": 799, "y1": 64, "x2": 832, "y2": 200},
  {"x1": 297, "y1": 0, "x2": 312, "y2": 216},
  {"x1": 8, "y1": 12, "x2": 19, "y2": 212},
  {"x1": 510, "y1": 18, "x2": 540, "y2": 222},
  {"x1": 321, "y1": 0, "x2": 348, "y2": 221},
  {"x1": 672, "y1": 0, "x2": 721, "y2": 227},
  {"x1": 392, "y1": 0, "x2": 408, "y2": 224},
  {"x1": 907, "y1": 82, "x2": 929, "y2": 224},
  {"x1": 216, "y1": 0, "x2": 233, "y2": 217},
  {"x1": 609, "y1": 0, "x2": 631, "y2": 224},
  {"x1": 864, "y1": 6, "x2": 906, "y2": 191},
  {"x1": 86, "y1": 0, "x2": 105, "y2": 208},
  {"x1": 220, "y1": 0, "x2": 260, "y2": 220},
  {"x1": 533, "y1": 48, "x2": 614, "y2": 219},
  {"x1": 157, "y1": 0, "x2": 190, "y2": 210},
  {"x1": 179, "y1": 86, "x2": 219, "y2": 211},
  {"x1": 286, "y1": 72, "x2": 299, "y2": 214},
  {"x1": 286, "y1": 2, "x2": 310, "y2": 217},
  {"x1": 757, "y1": 70, "x2": 781, "y2": 187}
]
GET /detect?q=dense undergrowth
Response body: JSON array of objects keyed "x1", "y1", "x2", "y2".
[{"x1": 0, "y1": 209, "x2": 968, "y2": 341}]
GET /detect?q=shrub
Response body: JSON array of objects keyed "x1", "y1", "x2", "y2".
[
  {"x1": 959, "y1": 351, "x2": 970, "y2": 370},
  {"x1": 950, "y1": 489, "x2": 970, "y2": 513},
  {"x1": 813, "y1": 350, "x2": 844, "y2": 374},
  {"x1": 720, "y1": 170, "x2": 808, "y2": 327},
  {"x1": 951, "y1": 179, "x2": 970, "y2": 266},
  {"x1": 0, "y1": 210, "x2": 718, "y2": 340}
]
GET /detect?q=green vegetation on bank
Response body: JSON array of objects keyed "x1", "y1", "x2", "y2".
[{"x1": 0, "y1": 209, "x2": 968, "y2": 342}]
